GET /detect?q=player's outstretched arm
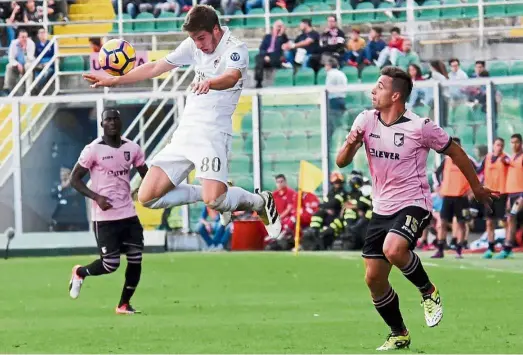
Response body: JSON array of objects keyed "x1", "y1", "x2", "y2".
[
  {"x1": 70, "y1": 163, "x2": 113, "y2": 210},
  {"x1": 336, "y1": 128, "x2": 364, "y2": 168},
  {"x1": 443, "y1": 141, "x2": 499, "y2": 206},
  {"x1": 83, "y1": 60, "x2": 176, "y2": 88},
  {"x1": 191, "y1": 68, "x2": 242, "y2": 95}
]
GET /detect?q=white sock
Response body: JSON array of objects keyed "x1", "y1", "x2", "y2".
[
  {"x1": 213, "y1": 187, "x2": 264, "y2": 213},
  {"x1": 143, "y1": 183, "x2": 202, "y2": 209}
]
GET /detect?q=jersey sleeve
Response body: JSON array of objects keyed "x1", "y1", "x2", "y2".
[
  {"x1": 350, "y1": 110, "x2": 368, "y2": 132},
  {"x1": 164, "y1": 38, "x2": 196, "y2": 67},
  {"x1": 78, "y1": 144, "x2": 94, "y2": 169},
  {"x1": 133, "y1": 145, "x2": 146, "y2": 167},
  {"x1": 421, "y1": 118, "x2": 452, "y2": 153},
  {"x1": 225, "y1": 44, "x2": 249, "y2": 72}
]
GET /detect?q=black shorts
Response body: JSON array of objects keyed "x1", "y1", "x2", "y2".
[
  {"x1": 93, "y1": 216, "x2": 144, "y2": 256},
  {"x1": 362, "y1": 206, "x2": 432, "y2": 260},
  {"x1": 440, "y1": 196, "x2": 470, "y2": 223},
  {"x1": 486, "y1": 194, "x2": 507, "y2": 220}
]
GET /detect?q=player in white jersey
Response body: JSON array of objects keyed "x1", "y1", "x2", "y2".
[{"x1": 83, "y1": 5, "x2": 281, "y2": 237}]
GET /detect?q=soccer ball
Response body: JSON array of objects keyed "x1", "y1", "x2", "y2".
[{"x1": 99, "y1": 39, "x2": 136, "y2": 76}]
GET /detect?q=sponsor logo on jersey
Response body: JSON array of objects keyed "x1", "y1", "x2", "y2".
[
  {"x1": 370, "y1": 133, "x2": 380, "y2": 139},
  {"x1": 230, "y1": 52, "x2": 240, "y2": 61},
  {"x1": 124, "y1": 151, "x2": 130, "y2": 161},
  {"x1": 369, "y1": 148, "x2": 400, "y2": 160},
  {"x1": 102, "y1": 155, "x2": 113, "y2": 160},
  {"x1": 394, "y1": 133, "x2": 405, "y2": 147},
  {"x1": 108, "y1": 169, "x2": 130, "y2": 177},
  {"x1": 214, "y1": 58, "x2": 220, "y2": 68}
]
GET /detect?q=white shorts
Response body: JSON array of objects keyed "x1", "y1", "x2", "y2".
[{"x1": 150, "y1": 126, "x2": 231, "y2": 186}]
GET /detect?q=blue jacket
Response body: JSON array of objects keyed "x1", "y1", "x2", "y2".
[
  {"x1": 35, "y1": 40, "x2": 54, "y2": 64},
  {"x1": 363, "y1": 39, "x2": 386, "y2": 62}
]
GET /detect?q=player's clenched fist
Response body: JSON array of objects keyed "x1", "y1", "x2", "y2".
[
  {"x1": 346, "y1": 127, "x2": 364, "y2": 145},
  {"x1": 95, "y1": 195, "x2": 113, "y2": 211},
  {"x1": 191, "y1": 79, "x2": 211, "y2": 95}
]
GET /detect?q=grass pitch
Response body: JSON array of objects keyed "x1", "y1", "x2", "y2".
[{"x1": 0, "y1": 251, "x2": 522, "y2": 353}]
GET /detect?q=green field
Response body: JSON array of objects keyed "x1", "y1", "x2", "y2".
[{"x1": 1, "y1": 251, "x2": 522, "y2": 353}]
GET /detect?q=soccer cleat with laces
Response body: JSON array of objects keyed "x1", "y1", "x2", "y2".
[
  {"x1": 115, "y1": 304, "x2": 141, "y2": 314},
  {"x1": 494, "y1": 249, "x2": 512, "y2": 259},
  {"x1": 482, "y1": 249, "x2": 494, "y2": 259},
  {"x1": 69, "y1": 265, "x2": 84, "y2": 299},
  {"x1": 376, "y1": 331, "x2": 411, "y2": 351},
  {"x1": 422, "y1": 286, "x2": 443, "y2": 327},
  {"x1": 255, "y1": 189, "x2": 281, "y2": 238}
]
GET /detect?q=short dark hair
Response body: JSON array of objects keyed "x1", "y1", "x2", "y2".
[
  {"x1": 391, "y1": 27, "x2": 401, "y2": 34},
  {"x1": 327, "y1": 57, "x2": 339, "y2": 69},
  {"x1": 372, "y1": 26, "x2": 383, "y2": 35},
  {"x1": 18, "y1": 29, "x2": 28, "y2": 36},
  {"x1": 301, "y1": 18, "x2": 312, "y2": 27},
  {"x1": 511, "y1": 133, "x2": 522, "y2": 142},
  {"x1": 89, "y1": 37, "x2": 102, "y2": 47},
  {"x1": 275, "y1": 174, "x2": 286, "y2": 180},
  {"x1": 380, "y1": 66, "x2": 413, "y2": 103},
  {"x1": 449, "y1": 58, "x2": 460, "y2": 65},
  {"x1": 183, "y1": 5, "x2": 220, "y2": 33},
  {"x1": 327, "y1": 14, "x2": 336, "y2": 21},
  {"x1": 452, "y1": 137, "x2": 461, "y2": 145},
  {"x1": 494, "y1": 137, "x2": 505, "y2": 144},
  {"x1": 475, "y1": 60, "x2": 486, "y2": 67}
]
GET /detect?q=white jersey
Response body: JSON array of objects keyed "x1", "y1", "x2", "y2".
[{"x1": 164, "y1": 27, "x2": 248, "y2": 135}]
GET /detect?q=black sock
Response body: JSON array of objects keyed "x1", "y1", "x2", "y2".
[
  {"x1": 456, "y1": 242, "x2": 463, "y2": 255},
  {"x1": 503, "y1": 243, "x2": 513, "y2": 253},
  {"x1": 488, "y1": 242, "x2": 495, "y2": 252},
  {"x1": 437, "y1": 239, "x2": 445, "y2": 253},
  {"x1": 400, "y1": 251, "x2": 433, "y2": 294},
  {"x1": 119, "y1": 262, "x2": 142, "y2": 307},
  {"x1": 77, "y1": 259, "x2": 107, "y2": 278},
  {"x1": 373, "y1": 287, "x2": 406, "y2": 335}
]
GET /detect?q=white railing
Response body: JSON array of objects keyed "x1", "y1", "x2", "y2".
[{"x1": 3, "y1": 74, "x2": 515, "y2": 235}]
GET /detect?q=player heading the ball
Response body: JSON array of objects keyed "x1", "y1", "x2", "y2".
[{"x1": 83, "y1": 5, "x2": 281, "y2": 239}]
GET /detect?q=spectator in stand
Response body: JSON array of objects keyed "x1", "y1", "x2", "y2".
[
  {"x1": 428, "y1": 59, "x2": 449, "y2": 126},
  {"x1": 448, "y1": 58, "x2": 468, "y2": 101},
  {"x1": 363, "y1": 27, "x2": 386, "y2": 65},
  {"x1": 5, "y1": 1, "x2": 24, "y2": 46},
  {"x1": 23, "y1": 0, "x2": 41, "y2": 38},
  {"x1": 319, "y1": 15, "x2": 346, "y2": 64},
  {"x1": 375, "y1": 26, "x2": 403, "y2": 68},
  {"x1": 153, "y1": 0, "x2": 181, "y2": 17},
  {"x1": 343, "y1": 28, "x2": 366, "y2": 67},
  {"x1": 245, "y1": 0, "x2": 276, "y2": 13},
  {"x1": 351, "y1": 0, "x2": 380, "y2": 11},
  {"x1": 297, "y1": 191, "x2": 320, "y2": 230},
  {"x1": 4, "y1": 29, "x2": 35, "y2": 94},
  {"x1": 407, "y1": 63, "x2": 425, "y2": 109},
  {"x1": 472, "y1": 60, "x2": 486, "y2": 78},
  {"x1": 47, "y1": 0, "x2": 70, "y2": 22},
  {"x1": 394, "y1": 38, "x2": 420, "y2": 68},
  {"x1": 89, "y1": 37, "x2": 103, "y2": 53},
  {"x1": 325, "y1": 57, "x2": 347, "y2": 133},
  {"x1": 34, "y1": 28, "x2": 54, "y2": 92},
  {"x1": 282, "y1": 19, "x2": 320, "y2": 69},
  {"x1": 254, "y1": 20, "x2": 288, "y2": 88},
  {"x1": 273, "y1": 174, "x2": 298, "y2": 238},
  {"x1": 221, "y1": 0, "x2": 245, "y2": 15}
]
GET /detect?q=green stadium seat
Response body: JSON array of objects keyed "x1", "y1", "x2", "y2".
[
  {"x1": 295, "y1": 68, "x2": 315, "y2": 86},
  {"x1": 273, "y1": 69, "x2": 294, "y2": 86},
  {"x1": 155, "y1": 11, "x2": 177, "y2": 32},
  {"x1": 444, "y1": 126, "x2": 455, "y2": 136},
  {"x1": 287, "y1": 133, "x2": 309, "y2": 153},
  {"x1": 316, "y1": 68, "x2": 327, "y2": 85},
  {"x1": 345, "y1": 92, "x2": 362, "y2": 105},
  {"x1": 241, "y1": 113, "x2": 252, "y2": 133},
  {"x1": 286, "y1": 111, "x2": 307, "y2": 131},
  {"x1": 229, "y1": 154, "x2": 252, "y2": 174},
  {"x1": 341, "y1": 2, "x2": 354, "y2": 23},
  {"x1": 304, "y1": 0, "x2": 325, "y2": 4},
  {"x1": 342, "y1": 65, "x2": 359, "y2": 82},
  {"x1": 375, "y1": 2, "x2": 394, "y2": 22},
  {"x1": 497, "y1": 123, "x2": 515, "y2": 140},
  {"x1": 418, "y1": 0, "x2": 441, "y2": 20},
  {"x1": 0, "y1": 56, "x2": 9, "y2": 76},
  {"x1": 412, "y1": 104, "x2": 431, "y2": 118},
  {"x1": 449, "y1": 104, "x2": 473, "y2": 124},
  {"x1": 487, "y1": 61, "x2": 509, "y2": 76},
  {"x1": 475, "y1": 126, "x2": 488, "y2": 143},
  {"x1": 248, "y1": 50, "x2": 257, "y2": 69},
  {"x1": 308, "y1": 134, "x2": 322, "y2": 152},
  {"x1": 440, "y1": 0, "x2": 462, "y2": 19},
  {"x1": 289, "y1": 5, "x2": 311, "y2": 26},
  {"x1": 455, "y1": 124, "x2": 474, "y2": 145},
  {"x1": 261, "y1": 111, "x2": 285, "y2": 132},
  {"x1": 311, "y1": 3, "x2": 331, "y2": 25},
  {"x1": 245, "y1": 8, "x2": 265, "y2": 28},
  {"x1": 506, "y1": 1, "x2": 523, "y2": 15},
  {"x1": 232, "y1": 135, "x2": 244, "y2": 152},
  {"x1": 111, "y1": 13, "x2": 133, "y2": 33},
  {"x1": 273, "y1": 158, "x2": 301, "y2": 175},
  {"x1": 354, "y1": 2, "x2": 375, "y2": 23},
  {"x1": 60, "y1": 56, "x2": 86, "y2": 72},
  {"x1": 484, "y1": 0, "x2": 505, "y2": 17},
  {"x1": 264, "y1": 133, "x2": 288, "y2": 153},
  {"x1": 232, "y1": 175, "x2": 254, "y2": 191},
  {"x1": 262, "y1": 171, "x2": 277, "y2": 191},
  {"x1": 306, "y1": 109, "x2": 321, "y2": 131},
  {"x1": 243, "y1": 134, "x2": 253, "y2": 154},
  {"x1": 133, "y1": 12, "x2": 155, "y2": 32},
  {"x1": 270, "y1": 7, "x2": 288, "y2": 24},
  {"x1": 462, "y1": 0, "x2": 479, "y2": 19},
  {"x1": 361, "y1": 66, "x2": 380, "y2": 83},
  {"x1": 510, "y1": 61, "x2": 523, "y2": 75},
  {"x1": 228, "y1": 10, "x2": 245, "y2": 29}
]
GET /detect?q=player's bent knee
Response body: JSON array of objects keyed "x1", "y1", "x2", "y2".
[
  {"x1": 204, "y1": 192, "x2": 227, "y2": 210},
  {"x1": 383, "y1": 243, "x2": 403, "y2": 264},
  {"x1": 365, "y1": 268, "x2": 384, "y2": 288},
  {"x1": 102, "y1": 254, "x2": 121, "y2": 273}
]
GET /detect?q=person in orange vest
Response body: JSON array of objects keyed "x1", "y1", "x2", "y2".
[
  {"x1": 432, "y1": 137, "x2": 477, "y2": 258},
  {"x1": 477, "y1": 137, "x2": 510, "y2": 258},
  {"x1": 495, "y1": 133, "x2": 523, "y2": 259}
]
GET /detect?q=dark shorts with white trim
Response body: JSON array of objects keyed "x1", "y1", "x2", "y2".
[
  {"x1": 362, "y1": 206, "x2": 432, "y2": 260},
  {"x1": 93, "y1": 216, "x2": 144, "y2": 256}
]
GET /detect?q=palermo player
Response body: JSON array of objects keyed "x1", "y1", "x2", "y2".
[
  {"x1": 83, "y1": 5, "x2": 281, "y2": 237},
  {"x1": 336, "y1": 67, "x2": 497, "y2": 350},
  {"x1": 69, "y1": 109, "x2": 148, "y2": 314}
]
